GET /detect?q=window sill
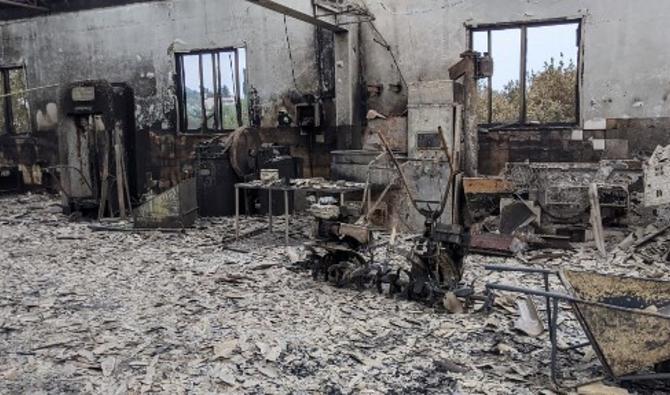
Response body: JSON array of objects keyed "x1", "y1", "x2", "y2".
[{"x1": 177, "y1": 130, "x2": 236, "y2": 137}]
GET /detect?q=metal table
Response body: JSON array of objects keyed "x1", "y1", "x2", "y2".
[{"x1": 234, "y1": 181, "x2": 365, "y2": 245}]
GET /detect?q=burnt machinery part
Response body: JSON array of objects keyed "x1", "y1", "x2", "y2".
[
  {"x1": 229, "y1": 128, "x2": 262, "y2": 178},
  {"x1": 310, "y1": 219, "x2": 374, "y2": 289},
  {"x1": 311, "y1": 247, "x2": 370, "y2": 289},
  {"x1": 404, "y1": 221, "x2": 467, "y2": 304}
]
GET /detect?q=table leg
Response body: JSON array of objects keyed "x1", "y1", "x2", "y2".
[
  {"x1": 268, "y1": 189, "x2": 273, "y2": 233},
  {"x1": 235, "y1": 186, "x2": 240, "y2": 240},
  {"x1": 284, "y1": 190, "x2": 290, "y2": 245},
  {"x1": 243, "y1": 189, "x2": 249, "y2": 215}
]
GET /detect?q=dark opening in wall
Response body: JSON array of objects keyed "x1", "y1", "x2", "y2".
[
  {"x1": 175, "y1": 47, "x2": 248, "y2": 133},
  {"x1": 471, "y1": 20, "x2": 580, "y2": 129}
]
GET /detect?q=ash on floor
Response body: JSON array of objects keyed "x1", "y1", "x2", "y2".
[{"x1": 1, "y1": 193, "x2": 668, "y2": 394}]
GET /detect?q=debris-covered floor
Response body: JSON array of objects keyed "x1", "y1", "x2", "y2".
[{"x1": 1, "y1": 193, "x2": 670, "y2": 394}]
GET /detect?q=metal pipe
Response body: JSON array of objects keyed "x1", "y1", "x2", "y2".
[
  {"x1": 486, "y1": 283, "x2": 578, "y2": 303},
  {"x1": 485, "y1": 264, "x2": 557, "y2": 275}
]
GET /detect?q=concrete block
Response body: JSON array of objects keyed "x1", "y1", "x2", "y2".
[
  {"x1": 407, "y1": 80, "x2": 454, "y2": 106},
  {"x1": 592, "y1": 139, "x2": 605, "y2": 150},
  {"x1": 585, "y1": 118, "x2": 607, "y2": 130},
  {"x1": 571, "y1": 129, "x2": 583, "y2": 141},
  {"x1": 604, "y1": 139, "x2": 629, "y2": 159},
  {"x1": 644, "y1": 144, "x2": 670, "y2": 207},
  {"x1": 363, "y1": 116, "x2": 408, "y2": 152}
]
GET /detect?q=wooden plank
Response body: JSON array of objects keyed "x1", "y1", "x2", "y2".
[
  {"x1": 463, "y1": 177, "x2": 514, "y2": 194},
  {"x1": 589, "y1": 183, "x2": 606, "y2": 256},
  {"x1": 114, "y1": 127, "x2": 127, "y2": 220},
  {"x1": 97, "y1": 138, "x2": 110, "y2": 220}
]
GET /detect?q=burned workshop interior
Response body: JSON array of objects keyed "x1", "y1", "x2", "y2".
[{"x1": 3, "y1": 0, "x2": 670, "y2": 393}]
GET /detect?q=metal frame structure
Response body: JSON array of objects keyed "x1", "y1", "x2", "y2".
[{"x1": 484, "y1": 264, "x2": 670, "y2": 388}]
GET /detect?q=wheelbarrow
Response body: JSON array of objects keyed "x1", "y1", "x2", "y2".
[{"x1": 484, "y1": 264, "x2": 670, "y2": 387}]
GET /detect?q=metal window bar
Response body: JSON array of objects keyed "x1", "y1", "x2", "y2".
[
  {"x1": 211, "y1": 52, "x2": 219, "y2": 130},
  {"x1": 519, "y1": 26, "x2": 528, "y2": 125},
  {"x1": 176, "y1": 55, "x2": 187, "y2": 132},
  {"x1": 217, "y1": 51, "x2": 223, "y2": 131},
  {"x1": 198, "y1": 54, "x2": 206, "y2": 131},
  {"x1": 487, "y1": 30, "x2": 492, "y2": 124},
  {"x1": 234, "y1": 49, "x2": 243, "y2": 127}
]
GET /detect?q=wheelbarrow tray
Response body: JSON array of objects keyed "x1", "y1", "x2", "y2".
[{"x1": 560, "y1": 269, "x2": 670, "y2": 378}]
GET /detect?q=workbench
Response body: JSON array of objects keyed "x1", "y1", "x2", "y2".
[{"x1": 234, "y1": 181, "x2": 365, "y2": 245}]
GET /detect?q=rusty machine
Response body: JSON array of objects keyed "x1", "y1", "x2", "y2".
[
  {"x1": 305, "y1": 128, "x2": 469, "y2": 306},
  {"x1": 304, "y1": 51, "x2": 494, "y2": 306}
]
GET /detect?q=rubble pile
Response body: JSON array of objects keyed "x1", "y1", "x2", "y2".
[{"x1": 1, "y1": 194, "x2": 669, "y2": 394}]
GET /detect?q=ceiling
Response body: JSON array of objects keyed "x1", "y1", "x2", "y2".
[{"x1": 0, "y1": 0, "x2": 160, "y2": 21}]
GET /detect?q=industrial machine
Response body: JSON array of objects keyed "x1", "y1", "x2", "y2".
[
  {"x1": 195, "y1": 129, "x2": 303, "y2": 217},
  {"x1": 56, "y1": 80, "x2": 141, "y2": 216},
  {"x1": 196, "y1": 137, "x2": 239, "y2": 217},
  {"x1": 0, "y1": 166, "x2": 21, "y2": 193}
]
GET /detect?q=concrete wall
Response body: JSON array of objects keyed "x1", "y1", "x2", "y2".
[
  {"x1": 362, "y1": 0, "x2": 670, "y2": 123},
  {"x1": 1, "y1": 0, "x2": 670, "y2": 186},
  {"x1": 0, "y1": 0, "x2": 337, "y2": 188}
]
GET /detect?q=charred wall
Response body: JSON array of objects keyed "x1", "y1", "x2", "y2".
[
  {"x1": 479, "y1": 118, "x2": 670, "y2": 176},
  {"x1": 359, "y1": 0, "x2": 670, "y2": 174},
  {"x1": 0, "y1": 0, "x2": 342, "y2": 191}
]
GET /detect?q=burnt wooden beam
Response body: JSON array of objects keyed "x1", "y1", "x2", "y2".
[
  {"x1": 0, "y1": 0, "x2": 48, "y2": 11},
  {"x1": 245, "y1": 0, "x2": 347, "y2": 33}
]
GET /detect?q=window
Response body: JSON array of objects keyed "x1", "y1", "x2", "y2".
[
  {"x1": 176, "y1": 48, "x2": 248, "y2": 132},
  {"x1": 471, "y1": 21, "x2": 580, "y2": 127},
  {"x1": 0, "y1": 66, "x2": 30, "y2": 134}
]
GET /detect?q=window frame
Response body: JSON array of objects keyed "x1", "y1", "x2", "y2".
[
  {"x1": 175, "y1": 47, "x2": 246, "y2": 134},
  {"x1": 468, "y1": 18, "x2": 582, "y2": 129},
  {"x1": 0, "y1": 65, "x2": 30, "y2": 135}
]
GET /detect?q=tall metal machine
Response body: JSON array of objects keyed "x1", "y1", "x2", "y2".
[{"x1": 56, "y1": 80, "x2": 143, "y2": 216}]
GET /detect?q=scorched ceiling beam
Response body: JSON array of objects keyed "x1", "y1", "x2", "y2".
[
  {"x1": 0, "y1": 0, "x2": 48, "y2": 11},
  {"x1": 245, "y1": 0, "x2": 347, "y2": 33}
]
